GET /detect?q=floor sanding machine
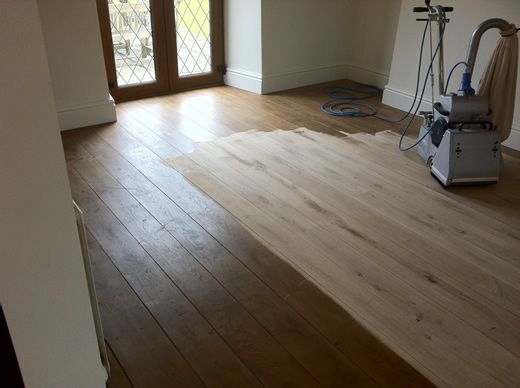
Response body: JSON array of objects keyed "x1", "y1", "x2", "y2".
[
  {"x1": 414, "y1": 2, "x2": 518, "y2": 186},
  {"x1": 320, "y1": 1, "x2": 518, "y2": 187}
]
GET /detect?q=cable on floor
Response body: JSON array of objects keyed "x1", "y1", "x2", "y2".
[{"x1": 321, "y1": 19, "x2": 450, "y2": 151}]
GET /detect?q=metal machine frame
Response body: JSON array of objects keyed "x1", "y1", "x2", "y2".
[{"x1": 413, "y1": 1, "x2": 515, "y2": 187}]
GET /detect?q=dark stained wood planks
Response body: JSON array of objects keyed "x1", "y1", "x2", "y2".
[
  {"x1": 85, "y1": 228, "x2": 205, "y2": 388},
  {"x1": 106, "y1": 345, "x2": 133, "y2": 388},
  {"x1": 67, "y1": 127, "x2": 379, "y2": 387},
  {"x1": 70, "y1": 164, "x2": 318, "y2": 388}
]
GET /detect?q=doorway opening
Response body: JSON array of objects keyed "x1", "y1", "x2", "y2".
[{"x1": 96, "y1": 0, "x2": 224, "y2": 101}]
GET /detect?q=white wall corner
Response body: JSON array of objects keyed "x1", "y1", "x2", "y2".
[
  {"x1": 261, "y1": 64, "x2": 349, "y2": 94},
  {"x1": 57, "y1": 95, "x2": 117, "y2": 131},
  {"x1": 224, "y1": 67, "x2": 263, "y2": 94},
  {"x1": 382, "y1": 84, "x2": 432, "y2": 115},
  {"x1": 502, "y1": 125, "x2": 520, "y2": 151},
  {"x1": 225, "y1": 64, "x2": 392, "y2": 95},
  {"x1": 345, "y1": 65, "x2": 390, "y2": 90}
]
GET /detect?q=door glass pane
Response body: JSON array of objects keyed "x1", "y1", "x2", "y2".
[
  {"x1": 108, "y1": 0, "x2": 156, "y2": 86},
  {"x1": 174, "y1": 0, "x2": 212, "y2": 77}
]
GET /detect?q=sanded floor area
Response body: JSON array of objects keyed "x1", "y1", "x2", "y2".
[
  {"x1": 166, "y1": 128, "x2": 520, "y2": 387},
  {"x1": 63, "y1": 83, "x2": 436, "y2": 388}
]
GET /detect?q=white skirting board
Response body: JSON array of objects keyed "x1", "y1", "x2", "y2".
[
  {"x1": 57, "y1": 96, "x2": 117, "y2": 131},
  {"x1": 261, "y1": 64, "x2": 349, "y2": 94},
  {"x1": 224, "y1": 68, "x2": 263, "y2": 94},
  {"x1": 382, "y1": 85, "x2": 433, "y2": 113},
  {"x1": 224, "y1": 64, "x2": 390, "y2": 95},
  {"x1": 344, "y1": 65, "x2": 389, "y2": 90},
  {"x1": 383, "y1": 85, "x2": 520, "y2": 151}
]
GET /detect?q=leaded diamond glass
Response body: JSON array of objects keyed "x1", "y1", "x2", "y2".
[
  {"x1": 174, "y1": 0, "x2": 212, "y2": 77},
  {"x1": 108, "y1": 0, "x2": 156, "y2": 86}
]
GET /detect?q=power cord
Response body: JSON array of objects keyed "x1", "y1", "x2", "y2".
[
  {"x1": 445, "y1": 60, "x2": 468, "y2": 92},
  {"x1": 321, "y1": 19, "x2": 449, "y2": 151},
  {"x1": 398, "y1": 22, "x2": 446, "y2": 151},
  {"x1": 321, "y1": 19, "x2": 430, "y2": 123}
]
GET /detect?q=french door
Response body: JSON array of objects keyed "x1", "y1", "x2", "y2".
[{"x1": 96, "y1": 0, "x2": 224, "y2": 101}]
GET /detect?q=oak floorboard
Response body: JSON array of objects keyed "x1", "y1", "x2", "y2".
[
  {"x1": 169, "y1": 155, "x2": 462, "y2": 387},
  {"x1": 63, "y1": 119, "x2": 431, "y2": 386},
  {"x1": 256, "y1": 130, "x2": 520, "y2": 289},
  {"x1": 165, "y1": 126, "x2": 520, "y2": 387},
  {"x1": 84, "y1": 227, "x2": 205, "y2": 388},
  {"x1": 62, "y1": 82, "x2": 520, "y2": 387},
  {"x1": 344, "y1": 131, "x2": 520, "y2": 224},
  {"x1": 270, "y1": 130, "x2": 520, "y2": 269},
  {"x1": 71, "y1": 168, "x2": 268, "y2": 388},
  {"x1": 70, "y1": 129, "x2": 430, "y2": 386},
  {"x1": 199, "y1": 136, "x2": 520, "y2": 354},
  {"x1": 170, "y1": 151, "x2": 517, "y2": 387},
  {"x1": 71, "y1": 128, "x2": 379, "y2": 387},
  {"x1": 218, "y1": 131, "x2": 520, "y2": 315}
]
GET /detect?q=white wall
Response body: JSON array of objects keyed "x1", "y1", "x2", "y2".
[
  {"x1": 0, "y1": 1, "x2": 107, "y2": 387},
  {"x1": 224, "y1": 0, "x2": 263, "y2": 93},
  {"x1": 345, "y1": 0, "x2": 402, "y2": 88},
  {"x1": 261, "y1": 0, "x2": 350, "y2": 93},
  {"x1": 384, "y1": 0, "x2": 520, "y2": 150},
  {"x1": 38, "y1": 0, "x2": 116, "y2": 130},
  {"x1": 224, "y1": 0, "x2": 402, "y2": 93}
]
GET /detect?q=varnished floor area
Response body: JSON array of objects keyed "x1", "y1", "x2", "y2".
[{"x1": 62, "y1": 82, "x2": 519, "y2": 387}]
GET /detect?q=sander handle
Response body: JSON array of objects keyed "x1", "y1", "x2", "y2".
[
  {"x1": 414, "y1": 0, "x2": 452, "y2": 13},
  {"x1": 413, "y1": 6, "x2": 453, "y2": 12}
]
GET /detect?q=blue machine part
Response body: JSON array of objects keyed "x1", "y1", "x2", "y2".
[
  {"x1": 430, "y1": 117, "x2": 449, "y2": 147},
  {"x1": 460, "y1": 73, "x2": 476, "y2": 96}
]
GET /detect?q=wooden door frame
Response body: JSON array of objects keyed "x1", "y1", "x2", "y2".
[
  {"x1": 96, "y1": 0, "x2": 224, "y2": 102},
  {"x1": 164, "y1": 0, "x2": 224, "y2": 92},
  {"x1": 96, "y1": 0, "x2": 171, "y2": 102}
]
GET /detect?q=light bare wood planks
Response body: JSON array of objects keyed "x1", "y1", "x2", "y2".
[{"x1": 167, "y1": 128, "x2": 520, "y2": 387}]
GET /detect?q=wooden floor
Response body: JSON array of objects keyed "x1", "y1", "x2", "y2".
[
  {"x1": 62, "y1": 81, "x2": 519, "y2": 387},
  {"x1": 167, "y1": 127, "x2": 520, "y2": 387}
]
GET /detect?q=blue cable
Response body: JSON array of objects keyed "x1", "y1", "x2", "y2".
[
  {"x1": 445, "y1": 60, "x2": 468, "y2": 92},
  {"x1": 321, "y1": 20, "x2": 451, "y2": 152},
  {"x1": 321, "y1": 19, "x2": 430, "y2": 123},
  {"x1": 398, "y1": 23, "x2": 446, "y2": 151}
]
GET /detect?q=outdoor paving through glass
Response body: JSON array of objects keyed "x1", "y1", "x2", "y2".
[{"x1": 109, "y1": 0, "x2": 212, "y2": 86}]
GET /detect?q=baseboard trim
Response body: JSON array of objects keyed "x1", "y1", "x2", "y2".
[
  {"x1": 344, "y1": 65, "x2": 389, "y2": 89},
  {"x1": 383, "y1": 85, "x2": 520, "y2": 151},
  {"x1": 225, "y1": 63, "x2": 390, "y2": 96},
  {"x1": 503, "y1": 127, "x2": 520, "y2": 151},
  {"x1": 382, "y1": 85, "x2": 432, "y2": 113},
  {"x1": 57, "y1": 96, "x2": 117, "y2": 131},
  {"x1": 261, "y1": 64, "x2": 350, "y2": 94},
  {"x1": 224, "y1": 68, "x2": 263, "y2": 94}
]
